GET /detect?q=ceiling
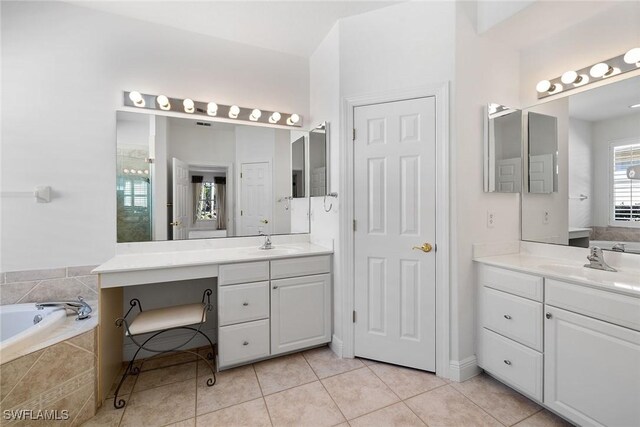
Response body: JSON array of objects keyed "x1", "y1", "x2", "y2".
[
  {"x1": 67, "y1": 0, "x2": 401, "y2": 57},
  {"x1": 569, "y1": 76, "x2": 640, "y2": 122}
]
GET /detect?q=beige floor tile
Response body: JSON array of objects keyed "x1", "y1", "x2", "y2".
[
  {"x1": 349, "y1": 402, "x2": 426, "y2": 427},
  {"x1": 321, "y1": 367, "x2": 399, "y2": 420},
  {"x1": 196, "y1": 398, "x2": 271, "y2": 427},
  {"x1": 513, "y1": 410, "x2": 573, "y2": 427},
  {"x1": 369, "y1": 363, "x2": 446, "y2": 399},
  {"x1": 134, "y1": 361, "x2": 197, "y2": 392},
  {"x1": 107, "y1": 366, "x2": 140, "y2": 399},
  {"x1": 164, "y1": 417, "x2": 196, "y2": 427},
  {"x1": 333, "y1": 423, "x2": 349, "y2": 427},
  {"x1": 82, "y1": 398, "x2": 125, "y2": 427},
  {"x1": 451, "y1": 373, "x2": 541, "y2": 426},
  {"x1": 254, "y1": 353, "x2": 318, "y2": 395},
  {"x1": 405, "y1": 385, "x2": 502, "y2": 427},
  {"x1": 358, "y1": 358, "x2": 379, "y2": 366},
  {"x1": 265, "y1": 381, "x2": 346, "y2": 427},
  {"x1": 303, "y1": 346, "x2": 365, "y2": 379},
  {"x1": 143, "y1": 352, "x2": 198, "y2": 370},
  {"x1": 120, "y1": 378, "x2": 196, "y2": 427},
  {"x1": 196, "y1": 365, "x2": 262, "y2": 415}
]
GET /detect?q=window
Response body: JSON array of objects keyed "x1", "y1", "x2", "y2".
[
  {"x1": 611, "y1": 142, "x2": 640, "y2": 225},
  {"x1": 196, "y1": 182, "x2": 217, "y2": 221},
  {"x1": 123, "y1": 178, "x2": 148, "y2": 208}
]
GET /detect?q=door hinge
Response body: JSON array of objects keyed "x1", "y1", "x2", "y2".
[
  {"x1": 353, "y1": 310, "x2": 357, "y2": 323},
  {"x1": 145, "y1": 158, "x2": 154, "y2": 164},
  {"x1": 240, "y1": 172, "x2": 243, "y2": 178},
  {"x1": 240, "y1": 210, "x2": 243, "y2": 216},
  {"x1": 353, "y1": 220, "x2": 357, "y2": 231},
  {"x1": 352, "y1": 128, "x2": 356, "y2": 141}
]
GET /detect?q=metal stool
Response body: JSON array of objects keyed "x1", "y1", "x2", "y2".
[{"x1": 113, "y1": 289, "x2": 216, "y2": 409}]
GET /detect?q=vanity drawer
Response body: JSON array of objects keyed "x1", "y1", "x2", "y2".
[
  {"x1": 479, "y1": 265, "x2": 543, "y2": 302},
  {"x1": 481, "y1": 328, "x2": 543, "y2": 402},
  {"x1": 218, "y1": 319, "x2": 270, "y2": 368},
  {"x1": 546, "y1": 279, "x2": 640, "y2": 331},
  {"x1": 218, "y1": 281, "x2": 269, "y2": 326},
  {"x1": 482, "y1": 287, "x2": 543, "y2": 351},
  {"x1": 219, "y1": 261, "x2": 269, "y2": 286},
  {"x1": 270, "y1": 255, "x2": 331, "y2": 279}
]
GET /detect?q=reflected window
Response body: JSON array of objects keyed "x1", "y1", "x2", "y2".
[
  {"x1": 196, "y1": 182, "x2": 217, "y2": 221},
  {"x1": 611, "y1": 142, "x2": 640, "y2": 224}
]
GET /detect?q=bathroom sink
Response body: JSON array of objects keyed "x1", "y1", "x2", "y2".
[
  {"x1": 538, "y1": 264, "x2": 588, "y2": 276},
  {"x1": 245, "y1": 246, "x2": 300, "y2": 256}
]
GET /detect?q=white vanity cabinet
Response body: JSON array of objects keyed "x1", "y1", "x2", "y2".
[
  {"x1": 476, "y1": 263, "x2": 640, "y2": 427},
  {"x1": 217, "y1": 255, "x2": 331, "y2": 369}
]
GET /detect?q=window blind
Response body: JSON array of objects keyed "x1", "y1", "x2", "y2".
[{"x1": 612, "y1": 143, "x2": 640, "y2": 222}]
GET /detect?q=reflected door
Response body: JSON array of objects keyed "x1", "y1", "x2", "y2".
[
  {"x1": 240, "y1": 162, "x2": 272, "y2": 236},
  {"x1": 171, "y1": 158, "x2": 189, "y2": 240},
  {"x1": 354, "y1": 97, "x2": 437, "y2": 371}
]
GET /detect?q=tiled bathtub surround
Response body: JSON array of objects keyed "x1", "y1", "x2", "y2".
[
  {"x1": 591, "y1": 226, "x2": 640, "y2": 242},
  {"x1": 0, "y1": 329, "x2": 98, "y2": 426},
  {"x1": 0, "y1": 266, "x2": 98, "y2": 306}
]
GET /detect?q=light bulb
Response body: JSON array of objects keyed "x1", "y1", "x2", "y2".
[
  {"x1": 590, "y1": 62, "x2": 612, "y2": 78},
  {"x1": 229, "y1": 105, "x2": 240, "y2": 119},
  {"x1": 250, "y1": 109, "x2": 262, "y2": 121},
  {"x1": 123, "y1": 169, "x2": 130, "y2": 174},
  {"x1": 536, "y1": 80, "x2": 552, "y2": 93},
  {"x1": 630, "y1": 103, "x2": 640, "y2": 109},
  {"x1": 623, "y1": 47, "x2": 640, "y2": 65},
  {"x1": 144, "y1": 170, "x2": 149, "y2": 174},
  {"x1": 207, "y1": 102, "x2": 218, "y2": 116},
  {"x1": 561, "y1": 71, "x2": 578, "y2": 85},
  {"x1": 183, "y1": 98, "x2": 195, "y2": 113},
  {"x1": 269, "y1": 112, "x2": 281, "y2": 123},
  {"x1": 129, "y1": 91, "x2": 145, "y2": 107},
  {"x1": 287, "y1": 114, "x2": 300, "y2": 125},
  {"x1": 157, "y1": 95, "x2": 170, "y2": 110}
]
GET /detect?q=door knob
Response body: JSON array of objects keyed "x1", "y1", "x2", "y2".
[
  {"x1": 169, "y1": 221, "x2": 181, "y2": 226},
  {"x1": 412, "y1": 243, "x2": 433, "y2": 253},
  {"x1": 260, "y1": 219, "x2": 269, "y2": 224}
]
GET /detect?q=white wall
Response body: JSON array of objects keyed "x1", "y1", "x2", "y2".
[
  {"x1": 273, "y1": 130, "x2": 292, "y2": 234},
  {"x1": 0, "y1": 1, "x2": 308, "y2": 271},
  {"x1": 167, "y1": 120, "x2": 236, "y2": 167},
  {"x1": 592, "y1": 112, "x2": 640, "y2": 227}
]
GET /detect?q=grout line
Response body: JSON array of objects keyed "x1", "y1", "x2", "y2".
[
  {"x1": 0, "y1": 344, "x2": 49, "y2": 406},
  {"x1": 262, "y1": 395, "x2": 275, "y2": 427},
  {"x1": 252, "y1": 363, "x2": 266, "y2": 397},
  {"x1": 447, "y1": 385, "x2": 507, "y2": 426},
  {"x1": 506, "y1": 408, "x2": 545, "y2": 427},
  {"x1": 317, "y1": 377, "x2": 349, "y2": 423},
  {"x1": 364, "y1": 364, "x2": 403, "y2": 401}
]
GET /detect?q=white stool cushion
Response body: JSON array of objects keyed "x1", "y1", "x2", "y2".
[{"x1": 126, "y1": 303, "x2": 208, "y2": 336}]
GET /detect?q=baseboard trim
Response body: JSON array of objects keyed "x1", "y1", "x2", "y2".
[
  {"x1": 449, "y1": 355, "x2": 481, "y2": 382},
  {"x1": 330, "y1": 335, "x2": 343, "y2": 358},
  {"x1": 123, "y1": 328, "x2": 217, "y2": 361}
]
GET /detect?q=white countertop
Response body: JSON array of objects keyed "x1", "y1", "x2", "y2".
[
  {"x1": 94, "y1": 242, "x2": 333, "y2": 274},
  {"x1": 474, "y1": 253, "x2": 640, "y2": 298}
]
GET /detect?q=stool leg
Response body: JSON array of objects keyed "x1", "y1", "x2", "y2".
[
  {"x1": 113, "y1": 358, "x2": 138, "y2": 409},
  {"x1": 194, "y1": 350, "x2": 217, "y2": 387}
]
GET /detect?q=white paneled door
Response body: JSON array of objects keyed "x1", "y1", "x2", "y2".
[
  {"x1": 354, "y1": 97, "x2": 437, "y2": 371},
  {"x1": 240, "y1": 162, "x2": 272, "y2": 236},
  {"x1": 171, "y1": 157, "x2": 189, "y2": 240}
]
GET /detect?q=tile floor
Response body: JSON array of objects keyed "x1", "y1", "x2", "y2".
[{"x1": 84, "y1": 346, "x2": 573, "y2": 427}]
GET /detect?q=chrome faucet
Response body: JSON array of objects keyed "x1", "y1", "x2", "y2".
[
  {"x1": 36, "y1": 296, "x2": 92, "y2": 320},
  {"x1": 584, "y1": 247, "x2": 617, "y2": 272},
  {"x1": 611, "y1": 242, "x2": 626, "y2": 253},
  {"x1": 258, "y1": 219, "x2": 273, "y2": 250}
]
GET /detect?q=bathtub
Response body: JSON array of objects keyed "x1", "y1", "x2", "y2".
[{"x1": 0, "y1": 304, "x2": 67, "y2": 357}]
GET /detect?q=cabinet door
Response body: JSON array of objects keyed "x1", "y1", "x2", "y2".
[
  {"x1": 271, "y1": 273, "x2": 331, "y2": 355},
  {"x1": 544, "y1": 306, "x2": 640, "y2": 427}
]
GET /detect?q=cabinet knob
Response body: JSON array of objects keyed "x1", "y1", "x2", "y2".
[
  {"x1": 243, "y1": 341, "x2": 249, "y2": 346},
  {"x1": 546, "y1": 312, "x2": 552, "y2": 319},
  {"x1": 504, "y1": 359, "x2": 512, "y2": 366},
  {"x1": 273, "y1": 286, "x2": 278, "y2": 289},
  {"x1": 243, "y1": 302, "x2": 249, "y2": 306},
  {"x1": 504, "y1": 314, "x2": 512, "y2": 320}
]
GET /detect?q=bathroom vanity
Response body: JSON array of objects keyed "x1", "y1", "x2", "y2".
[
  {"x1": 474, "y1": 251, "x2": 640, "y2": 427},
  {"x1": 94, "y1": 237, "x2": 333, "y2": 402}
]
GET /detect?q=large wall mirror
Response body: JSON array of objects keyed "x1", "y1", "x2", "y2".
[
  {"x1": 116, "y1": 112, "x2": 311, "y2": 242},
  {"x1": 309, "y1": 122, "x2": 329, "y2": 196},
  {"x1": 484, "y1": 105, "x2": 522, "y2": 193},
  {"x1": 521, "y1": 75, "x2": 640, "y2": 253}
]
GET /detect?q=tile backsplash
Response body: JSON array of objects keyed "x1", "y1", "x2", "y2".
[{"x1": 0, "y1": 266, "x2": 98, "y2": 305}]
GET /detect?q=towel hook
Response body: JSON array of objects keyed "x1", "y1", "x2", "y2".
[{"x1": 323, "y1": 192, "x2": 338, "y2": 212}]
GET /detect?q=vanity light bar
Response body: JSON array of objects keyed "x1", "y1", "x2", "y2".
[
  {"x1": 536, "y1": 47, "x2": 640, "y2": 99},
  {"x1": 123, "y1": 91, "x2": 303, "y2": 128}
]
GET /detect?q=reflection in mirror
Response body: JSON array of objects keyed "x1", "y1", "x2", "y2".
[
  {"x1": 528, "y1": 112, "x2": 558, "y2": 194},
  {"x1": 484, "y1": 104, "x2": 522, "y2": 193},
  {"x1": 291, "y1": 136, "x2": 305, "y2": 198},
  {"x1": 309, "y1": 122, "x2": 329, "y2": 196},
  {"x1": 521, "y1": 75, "x2": 640, "y2": 254},
  {"x1": 116, "y1": 112, "x2": 311, "y2": 242}
]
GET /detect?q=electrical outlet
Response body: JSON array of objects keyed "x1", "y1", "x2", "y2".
[
  {"x1": 543, "y1": 211, "x2": 550, "y2": 224},
  {"x1": 487, "y1": 211, "x2": 496, "y2": 228}
]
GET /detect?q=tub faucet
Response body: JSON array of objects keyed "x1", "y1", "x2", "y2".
[
  {"x1": 584, "y1": 246, "x2": 617, "y2": 272},
  {"x1": 611, "y1": 242, "x2": 626, "y2": 252},
  {"x1": 36, "y1": 296, "x2": 92, "y2": 320},
  {"x1": 258, "y1": 219, "x2": 273, "y2": 250}
]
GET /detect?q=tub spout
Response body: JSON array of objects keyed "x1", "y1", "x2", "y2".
[{"x1": 36, "y1": 296, "x2": 92, "y2": 320}]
